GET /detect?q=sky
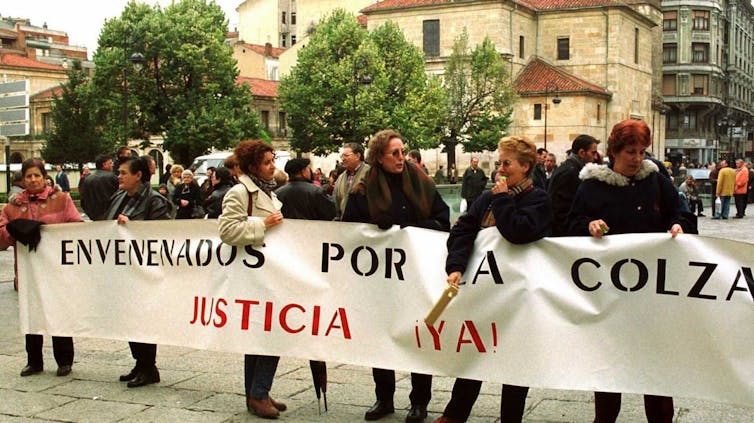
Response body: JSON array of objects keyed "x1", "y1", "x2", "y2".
[{"x1": 2, "y1": 0, "x2": 242, "y2": 59}]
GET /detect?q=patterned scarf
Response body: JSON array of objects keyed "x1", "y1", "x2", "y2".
[
  {"x1": 249, "y1": 174, "x2": 277, "y2": 197},
  {"x1": 480, "y1": 178, "x2": 534, "y2": 228}
]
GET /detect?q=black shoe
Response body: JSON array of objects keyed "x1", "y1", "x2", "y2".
[
  {"x1": 733, "y1": 215, "x2": 743, "y2": 219},
  {"x1": 56, "y1": 365, "x2": 72, "y2": 377},
  {"x1": 20, "y1": 365, "x2": 43, "y2": 377},
  {"x1": 697, "y1": 213, "x2": 705, "y2": 217},
  {"x1": 119, "y1": 366, "x2": 138, "y2": 382},
  {"x1": 365, "y1": 400, "x2": 395, "y2": 421},
  {"x1": 405, "y1": 404, "x2": 428, "y2": 422},
  {"x1": 127, "y1": 367, "x2": 160, "y2": 388}
]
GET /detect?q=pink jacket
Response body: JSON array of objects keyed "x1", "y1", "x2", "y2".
[
  {"x1": 735, "y1": 168, "x2": 749, "y2": 195},
  {"x1": 0, "y1": 186, "x2": 83, "y2": 250}
]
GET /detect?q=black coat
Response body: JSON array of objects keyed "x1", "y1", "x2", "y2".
[
  {"x1": 567, "y1": 161, "x2": 683, "y2": 236},
  {"x1": 172, "y1": 182, "x2": 202, "y2": 219},
  {"x1": 446, "y1": 188, "x2": 552, "y2": 275},
  {"x1": 204, "y1": 184, "x2": 232, "y2": 219},
  {"x1": 276, "y1": 179, "x2": 336, "y2": 221},
  {"x1": 80, "y1": 170, "x2": 119, "y2": 221},
  {"x1": 104, "y1": 185, "x2": 171, "y2": 221},
  {"x1": 342, "y1": 172, "x2": 450, "y2": 232},
  {"x1": 547, "y1": 155, "x2": 586, "y2": 236}
]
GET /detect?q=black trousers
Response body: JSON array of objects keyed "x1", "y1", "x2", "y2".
[
  {"x1": 734, "y1": 194, "x2": 747, "y2": 217},
  {"x1": 593, "y1": 392, "x2": 673, "y2": 423},
  {"x1": 442, "y1": 379, "x2": 528, "y2": 423},
  {"x1": 129, "y1": 342, "x2": 157, "y2": 370},
  {"x1": 26, "y1": 334, "x2": 73, "y2": 368},
  {"x1": 687, "y1": 198, "x2": 704, "y2": 215},
  {"x1": 373, "y1": 368, "x2": 431, "y2": 406}
]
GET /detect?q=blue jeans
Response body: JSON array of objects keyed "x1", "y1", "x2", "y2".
[
  {"x1": 715, "y1": 196, "x2": 731, "y2": 219},
  {"x1": 245, "y1": 354, "x2": 279, "y2": 399}
]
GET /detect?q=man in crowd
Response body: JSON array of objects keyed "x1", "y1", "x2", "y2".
[
  {"x1": 547, "y1": 135, "x2": 599, "y2": 236},
  {"x1": 80, "y1": 154, "x2": 119, "y2": 221},
  {"x1": 333, "y1": 142, "x2": 370, "y2": 220},
  {"x1": 460, "y1": 157, "x2": 487, "y2": 208},
  {"x1": 114, "y1": 146, "x2": 133, "y2": 170},
  {"x1": 276, "y1": 158, "x2": 336, "y2": 221},
  {"x1": 714, "y1": 160, "x2": 735, "y2": 220},
  {"x1": 679, "y1": 175, "x2": 704, "y2": 217},
  {"x1": 733, "y1": 159, "x2": 748, "y2": 218},
  {"x1": 434, "y1": 165, "x2": 447, "y2": 185},
  {"x1": 531, "y1": 148, "x2": 548, "y2": 189},
  {"x1": 55, "y1": 165, "x2": 70, "y2": 192},
  {"x1": 407, "y1": 150, "x2": 429, "y2": 175},
  {"x1": 544, "y1": 153, "x2": 557, "y2": 188},
  {"x1": 709, "y1": 161, "x2": 720, "y2": 216}
]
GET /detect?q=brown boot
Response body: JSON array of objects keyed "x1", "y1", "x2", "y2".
[
  {"x1": 269, "y1": 396, "x2": 287, "y2": 412},
  {"x1": 247, "y1": 397, "x2": 280, "y2": 419}
]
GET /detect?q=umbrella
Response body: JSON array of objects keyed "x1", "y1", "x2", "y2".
[{"x1": 309, "y1": 360, "x2": 328, "y2": 414}]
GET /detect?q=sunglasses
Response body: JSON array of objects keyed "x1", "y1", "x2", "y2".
[{"x1": 385, "y1": 148, "x2": 407, "y2": 158}]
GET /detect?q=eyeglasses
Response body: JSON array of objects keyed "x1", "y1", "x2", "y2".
[
  {"x1": 341, "y1": 153, "x2": 353, "y2": 158},
  {"x1": 385, "y1": 149, "x2": 406, "y2": 158}
]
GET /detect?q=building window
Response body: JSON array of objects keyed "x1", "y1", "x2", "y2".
[
  {"x1": 693, "y1": 10, "x2": 709, "y2": 31},
  {"x1": 663, "y1": 44, "x2": 677, "y2": 64},
  {"x1": 291, "y1": 35, "x2": 296, "y2": 45},
  {"x1": 423, "y1": 20, "x2": 440, "y2": 57},
  {"x1": 261, "y1": 110, "x2": 270, "y2": 132},
  {"x1": 281, "y1": 35, "x2": 286, "y2": 47},
  {"x1": 666, "y1": 113, "x2": 678, "y2": 130},
  {"x1": 597, "y1": 104, "x2": 601, "y2": 122},
  {"x1": 663, "y1": 11, "x2": 677, "y2": 31},
  {"x1": 282, "y1": 11, "x2": 286, "y2": 24},
  {"x1": 634, "y1": 28, "x2": 639, "y2": 64},
  {"x1": 291, "y1": 12, "x2": 296, "y2": 25},
  {"x1": 692, "y1": 43, "x2": 708, "y2": 63},
  {"x1": 692, "y1": 74, "x2": 708, "y2": 95},
  {"x1": 42, "y1": 112, "x2": 52, "y2": 133},
  {"x1": 278, "y1": 112, "x2": 287, "y2": 136},
  {"x1": 519, "y1": 36, "x2": 525, "y2": 59},
  {"x1": 681, "y1": 111, "x2": 697, "y2": 130},
  {"x1": 534, "y1": 104, "x2": 542, "y2": 120},
  {"x1": 662, "y1": 74, "x2": 676, "y2": 96},
  {"x1": 557, "y1": 38, "x2": 569, "y2": 60}
]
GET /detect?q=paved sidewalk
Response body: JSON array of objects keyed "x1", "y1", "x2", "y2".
[{"x1": 1, "y1": 210, "x2": 753, "y2": 422}]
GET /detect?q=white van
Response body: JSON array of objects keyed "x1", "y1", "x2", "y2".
[{"x1": 190, "y1": 150, "x2": 291, "y2": 186}]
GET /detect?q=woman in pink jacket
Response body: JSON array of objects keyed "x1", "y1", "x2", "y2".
[{"x1": 0, "y1": 158, "x2": 83, "y2": 377}]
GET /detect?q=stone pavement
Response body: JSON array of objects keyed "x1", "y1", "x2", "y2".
[{"x1": 1, "y1": 208, "x2": 753, "y2": 422}]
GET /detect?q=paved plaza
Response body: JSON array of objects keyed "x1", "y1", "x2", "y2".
[{"x1": 1, "y1": 205, "x2": 753, "y2": 422}]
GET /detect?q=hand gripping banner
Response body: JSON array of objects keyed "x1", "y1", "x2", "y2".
[{"x1": 16, "y1": 219, "x2": 754, "y2": 406}]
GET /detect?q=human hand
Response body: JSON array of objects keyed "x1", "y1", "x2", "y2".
[
  {"x1": 588, "y1": 219, "x2": 609, "y2": 238},
  {"x1": 447, "y1": 271, "x2": 462, "y2": 288},
  {"x1": 490, "y1": 175, "x2": 508, "y2": 195},
  {"x1": 264, "y1": 211, "x2": 283, "y2": 229},
  {"x1": 668, "y1": 224, "x2": 683, "y2": 238},
  {"x1": 180, "y1": 199, "x2": 189, "y2": 207},
  {"x1": 116, "y1": 214, "x2": 130, "y2": 225}
]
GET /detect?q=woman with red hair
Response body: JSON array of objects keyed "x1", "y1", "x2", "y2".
[{"x1": 568, "y1": 119, "x2": 687, "y2": 423}]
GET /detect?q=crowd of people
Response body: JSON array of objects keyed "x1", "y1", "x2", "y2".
[{"x1": 1, "y1": 118, "x2": 748, "y2": 422}]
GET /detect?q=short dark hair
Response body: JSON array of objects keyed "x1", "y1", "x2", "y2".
[
  {"x1": 21, "y1": 158, "x2": 46, "y2": 178},
  {"x1": 571, "y1": 135, "x2": 599, "y2": 155},
  {"x1": 118, "y1": 157, "x2": 151, "y2": 183},
  {"x1": 116, "y1": 146, "x2": 131, "y2": 158},
  {"x1": 214, "y1": 167, "x2": 234, "y2": 186},
  {"x1": 408, "y1": 150, "x2": 422, "y2": 163},
  {"x1": 536, "y1": 148, "x2": 548, "y2": 154},
  {"x1": 95, "y1": 154, "x2": 112, "y2": 170},
  {"x1": 343, "y1": 142, "x2": 365, "y2": 161}
]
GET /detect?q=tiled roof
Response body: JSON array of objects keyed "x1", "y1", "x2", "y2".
[
  {"x1": 0, "y1": 53, "x2": 64, "y2": 71},
  {"x1": 31, "y1": 85, "x2": 63, "y2": 100},
  {"x1": 514, "y1": 57, "x2": 611, "y2": 97},
  {"x1": 357, "y1": 14, "x2": 368, "y2": 27},
  {"x1": 363, "y1": 0, "x2": 627, "y2": 12},
  {"x1": 236, "y1": 76, "x2": 278, "y2": 98},
  {"x1": 237, "y1": 42, "x2": 286, "y2": 58}
]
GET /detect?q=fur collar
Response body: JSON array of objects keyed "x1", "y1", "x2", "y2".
[{"x1": 579, "y1": 160, "x2": 659, "y2": 187}]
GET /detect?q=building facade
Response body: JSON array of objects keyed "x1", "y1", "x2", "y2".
[{"x1": 662, "y1": 0, "x2": 754, "y2": 165}]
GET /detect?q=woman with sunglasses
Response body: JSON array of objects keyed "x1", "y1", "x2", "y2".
[
  {"x1": 433, "y1": 136, "x2": 552, "y2": 423},
  {"x1": 342, "y1": 129, "x2": 450, "y2": 423}
]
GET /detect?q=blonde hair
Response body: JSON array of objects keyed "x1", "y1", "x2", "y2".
[{"x1": 498, "y1": 136, "x2": 537, "y2": 177}]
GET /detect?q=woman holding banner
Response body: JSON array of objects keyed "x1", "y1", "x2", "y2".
[
  {"x1": 104, "y1": 156, "x2": 171, "y2": 388},
  {"x1": 342, "y1": 129, "x2": 450, "y2": 423},
  {"x1": 433, "y1": 136, "x2": 552, "y2": 423},
  {"x1": 0, "y1": 158, "x2": 83, "y2": 378},
  {"x1": 217, "y1": 140, "x2": 287, "y2": 419},
  {"x1": 568, "y1": 119, "x2": 684, "y2": 423}
]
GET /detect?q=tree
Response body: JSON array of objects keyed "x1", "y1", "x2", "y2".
[
  {"x1": 90, "y1": 0, "x2": 262, "y2": 166},
  {"x1": 279, "y1": 10, "x2": 446, "y2": 155},
  {"x1": 443, "y1": 29, "x2": 516, "y2": 169},
  {"x1": 42, "y1": 60, "x2": 110, "y2": 168}
]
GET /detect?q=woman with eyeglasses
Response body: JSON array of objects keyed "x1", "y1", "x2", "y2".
[
  {"x1": 342, "y1": 129, "x2": 450, "y2": 423},
  {"x1": 432, "y1": 136, "x2": 552, "y2": 423}
]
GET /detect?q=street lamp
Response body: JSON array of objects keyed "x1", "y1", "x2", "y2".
[
  {"x1": 3, "y1": 136, "x2": 9, "y2": 197},
  {"x1": 122, "y1": 52, "x2": 145, "y2": 145},
  {"x1": 718, "y1": 116, "x2": 733, "y2": 160},
  {"x1": 351, "y1": 71, "x2": 372, "y2": 143},
  {"x1": 543, "y1": 82, "x2": 561, "y2": 151}
]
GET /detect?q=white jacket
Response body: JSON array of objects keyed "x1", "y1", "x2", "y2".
[{"x1": 218, "y1": 174, "x2": 282, "y2": 247}]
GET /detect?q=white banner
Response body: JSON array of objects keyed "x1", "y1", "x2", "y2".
[{"x1": 16, "y1": 220, "x2": 754, "y2": 406}]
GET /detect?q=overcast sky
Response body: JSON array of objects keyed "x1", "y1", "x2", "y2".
[{"x1": 2, "y1": 0, "x2": 241, "y2": 59}]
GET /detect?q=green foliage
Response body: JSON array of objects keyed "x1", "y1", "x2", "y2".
[
  {"x1": 42, "y1": 60, "x2": 111, "y2": 167},
  {"x1": 443, "y1": 30, "x2": 515, "y2": 154},
  {"x1": 279, "y1": 10, "x2": 447, "y2": 155},
  {"x1": 90, "y1": 0, "x2": 262, "y2": 166}
]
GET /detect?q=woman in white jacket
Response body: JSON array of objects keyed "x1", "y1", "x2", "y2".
[{"x1": 218, "y1": 140, "x2": 286, "y2": 419}]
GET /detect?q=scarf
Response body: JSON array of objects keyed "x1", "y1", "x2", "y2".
[
  {"x1": 359, "y1": 161, "x2": 436, "y2": 221},
  {"x1": 249, "y1": 174, "x2": 277, "y2": 197}
]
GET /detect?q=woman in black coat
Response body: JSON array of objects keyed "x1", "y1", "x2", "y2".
[
  {"x1": 172, "y1": 169, "x2": 202, "y2": 219},
  {"x1": 567, "y1": 119, "x2": 683, "y2": 423},
  {"x1": 342, "y1": 129, "x2": 450, "y2": 423},
  {"x1": 435, "y1": 136, "x2": 552, "y2": 423},
  {"x1": 203, "y1": 167, "x2": 235, "y2": 218}
]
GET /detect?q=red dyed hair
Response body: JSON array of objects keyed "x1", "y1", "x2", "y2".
[
  {"x1": 234, "y1": 140, "x2": 274, "y2": 176},
  {"x1": 606, "y1": 119, "x2": 651, "y2": 161}
]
